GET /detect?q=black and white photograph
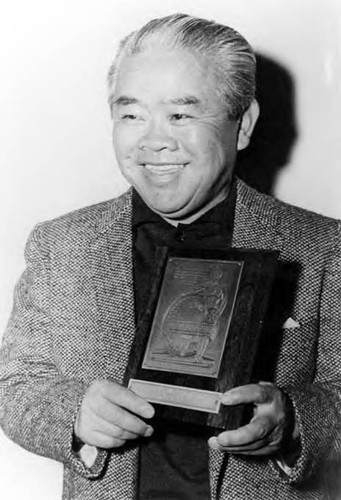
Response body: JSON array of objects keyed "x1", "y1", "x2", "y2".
[{"x1": 0, "y1": 1, "x2": 340, "y2": 499}]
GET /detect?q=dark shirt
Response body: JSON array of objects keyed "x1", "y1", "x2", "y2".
[{"x1": 132, "y1": 181, "x2": 236, "y2": 500}]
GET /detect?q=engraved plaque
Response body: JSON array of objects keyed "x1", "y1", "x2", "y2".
[
  {"x1": 142, "y1": 258, "x2": 242, "y2": 378},
  {"x1": 124, "y1": 248, "x2": 278, "y2": 429}
]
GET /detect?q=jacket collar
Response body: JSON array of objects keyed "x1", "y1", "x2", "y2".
[
  {"x1": 232, "y1": 179, "x2": 281, "y2": 251},
  {"x1": 95, "y1": 179, "x2": 281, "y2": 251}
]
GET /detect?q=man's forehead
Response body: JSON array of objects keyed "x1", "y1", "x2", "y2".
[{"x1": 113, "y1": 49, "x2": 220, "y2": 107}]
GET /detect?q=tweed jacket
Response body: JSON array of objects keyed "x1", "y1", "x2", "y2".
[{"x1": 0, "y1": 179, "x2": 340, "y2": 500}]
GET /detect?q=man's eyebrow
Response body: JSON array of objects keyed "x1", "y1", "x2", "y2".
[
  {"x1": 113, "y1": 96, "x2": 139, "y2": 106},
  {"x1": 112, "y1": 95, "x2": 201, "y2": 106},
  {"x1": 168, "y1": 96, "x2": 201, "y2": 106}
]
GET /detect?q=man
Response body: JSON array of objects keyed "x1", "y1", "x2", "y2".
[{"x1": 0, "y1": 13, "x2": 340, "y2": 500}]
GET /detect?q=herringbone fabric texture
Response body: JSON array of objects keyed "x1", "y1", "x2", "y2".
[{"x1": 0, "y1": 179, "x2": 340, "y2": 499}]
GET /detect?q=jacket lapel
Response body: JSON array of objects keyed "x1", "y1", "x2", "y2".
[
  {"x1": 232, "y1": 179, "x2": 282, "y2": 251},
  {"x1": 89, "y1": 191, "x2": 139, "y2": 499},
  {"x1": 89, "y1": 191, "x2": 136, "y2": 384},
  {"x1": 209, "y1": 180, "x2": 283, "y2": 495}
]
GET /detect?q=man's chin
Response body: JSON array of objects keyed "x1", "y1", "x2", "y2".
[
  {"x1": 149, "y1": 202, "x2": 202, "y2": 225},
  {"x1": 136, "y1": 188, "x2": 198, "y2": 222},
  {"x1": 139, "y1": 191, "x2": 187, "y2": 216},
  {"x1": 145, "y1": 200, "x2": 190, "y2": 220}
]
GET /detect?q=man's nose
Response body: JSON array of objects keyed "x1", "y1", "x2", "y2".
[{"x1": 138, "y1": 120, "x2": 178, "y2": 152}]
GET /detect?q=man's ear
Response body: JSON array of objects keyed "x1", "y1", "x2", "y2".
[{"x1": 237, "y1": 99, "x2": 260, "y2": 151}]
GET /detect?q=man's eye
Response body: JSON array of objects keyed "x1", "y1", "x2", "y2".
[
  {"x1": 170, "y1": 113, "x2": 191, "y2": 121},
  {"x1": 121, "y1": 114, "x2": 138, "y2": 120}
]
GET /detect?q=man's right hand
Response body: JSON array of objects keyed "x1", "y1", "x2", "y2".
[{"x1": 74, "y1": 379, "x2": 155, "y2": 449}]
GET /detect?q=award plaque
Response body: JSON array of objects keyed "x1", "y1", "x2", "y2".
[{"x1": 124, "y1": 247, "x2": 278, "y2": 429}]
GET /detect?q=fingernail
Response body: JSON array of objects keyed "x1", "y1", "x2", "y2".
[
  {"x1": 208, "y1": 437, "x2": 219, "y2": 450},
  {"x1": 142, "y1": 405, "x2": 155, "y2": 419},
  {"x1": 144, "y1": 426, "x2": 154, "y2": 437}
]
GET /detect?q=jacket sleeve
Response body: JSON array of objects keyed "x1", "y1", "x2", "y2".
[
  {"x1": 275, "y1": 220, "x2": 341, "y2": 484},
  {"x1": 0, "y1": 224, "x2": 107, "y2": 478}
]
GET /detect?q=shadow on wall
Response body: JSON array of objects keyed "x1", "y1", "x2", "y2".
[{"x1": 235, "y1": 53, "x2": 297, "y2": 196}]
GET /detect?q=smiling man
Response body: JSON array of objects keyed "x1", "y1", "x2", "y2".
[
  {"x1": 0, "y1": 13, "x2": 340, "y2": 500},
  {"x1": 110, "y1": 47, "x2": 254, "y2": 223}
]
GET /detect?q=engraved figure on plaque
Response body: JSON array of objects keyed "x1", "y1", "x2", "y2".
[{"x1": 154, "y1": 266, "x2": 228, "y2": 367}]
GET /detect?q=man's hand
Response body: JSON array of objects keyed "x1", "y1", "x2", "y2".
[
  {"x1": 74, "y1": 379, "x2": 155, "y2": 449},
  {"x1": 208, "y1": 382, "x2": 297, "y2": 456}
]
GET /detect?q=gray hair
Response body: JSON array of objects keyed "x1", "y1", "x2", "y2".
[{"x1": 108, "y1": 13, "x2": 256, "y2": 120}]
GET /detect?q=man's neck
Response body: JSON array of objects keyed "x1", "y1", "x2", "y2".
[{"x1": 159, "y1": 189, "x2": 231, "y2": 227}]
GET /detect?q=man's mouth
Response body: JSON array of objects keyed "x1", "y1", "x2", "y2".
[{"x1": 141, "y1": 163, "x2": 186, "y2": 174}]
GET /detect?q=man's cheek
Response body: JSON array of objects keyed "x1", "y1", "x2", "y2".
[
  {"x1": 174, "y1": 126, "x2": 201, "y2": 150},
  {"x1": 114, "y1": 137, "x2": 135, "y2": 162}
]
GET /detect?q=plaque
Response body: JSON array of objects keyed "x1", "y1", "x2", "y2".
[{"x1": 124, "y1": 248, "x2": 278, "y2": 429}]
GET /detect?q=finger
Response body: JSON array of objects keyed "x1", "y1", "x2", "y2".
[
  {"x1": 90, "y1": 430, "x2": 126, "y2": 449},
  {"x1": 215, "y1": 416, "x2": 274, "y2": 447},
  {"x1": 208, "y1": 436, "x2": 265, "y2": 451},
  {"x1": 101, "y1": 381, "x2": 155, "y2": 419},
  {"x1": 223, "y1": 438, "x2": 282, "y2": 454},
  {"x1": 225, "y1": 446, "x2": 279, "y2": 456},
  {"x1": 208, "y1": 436, "x2": 221, "y2": 450},
  {"x1": 222, "y1": 383, "x2": 274, "y2": 406},
  {"x1": 92, "y1": 399, "x2": 153, "y2": 436},
  {"x1": 208, "y1": 436, "x2": 280, "y2": 455},
  {"x1": 215, "y1": 438, "x2": 268, "y2": 452},
  {"x1": 93, "y1": 415, "x2": 148, "y2": 441}
]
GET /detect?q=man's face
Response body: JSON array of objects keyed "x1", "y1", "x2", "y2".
[{"x1": 112, "y1": 48, "x2": 241, "y2": 221}]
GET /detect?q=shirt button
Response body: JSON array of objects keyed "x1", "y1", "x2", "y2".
[{"x1": 176, "y1": 229, "x2": 185, "y2": 242}]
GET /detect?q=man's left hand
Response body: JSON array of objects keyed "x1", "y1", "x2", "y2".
[{"x1": 208, "y1": 382, "x2": 296, "y2": 456}]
